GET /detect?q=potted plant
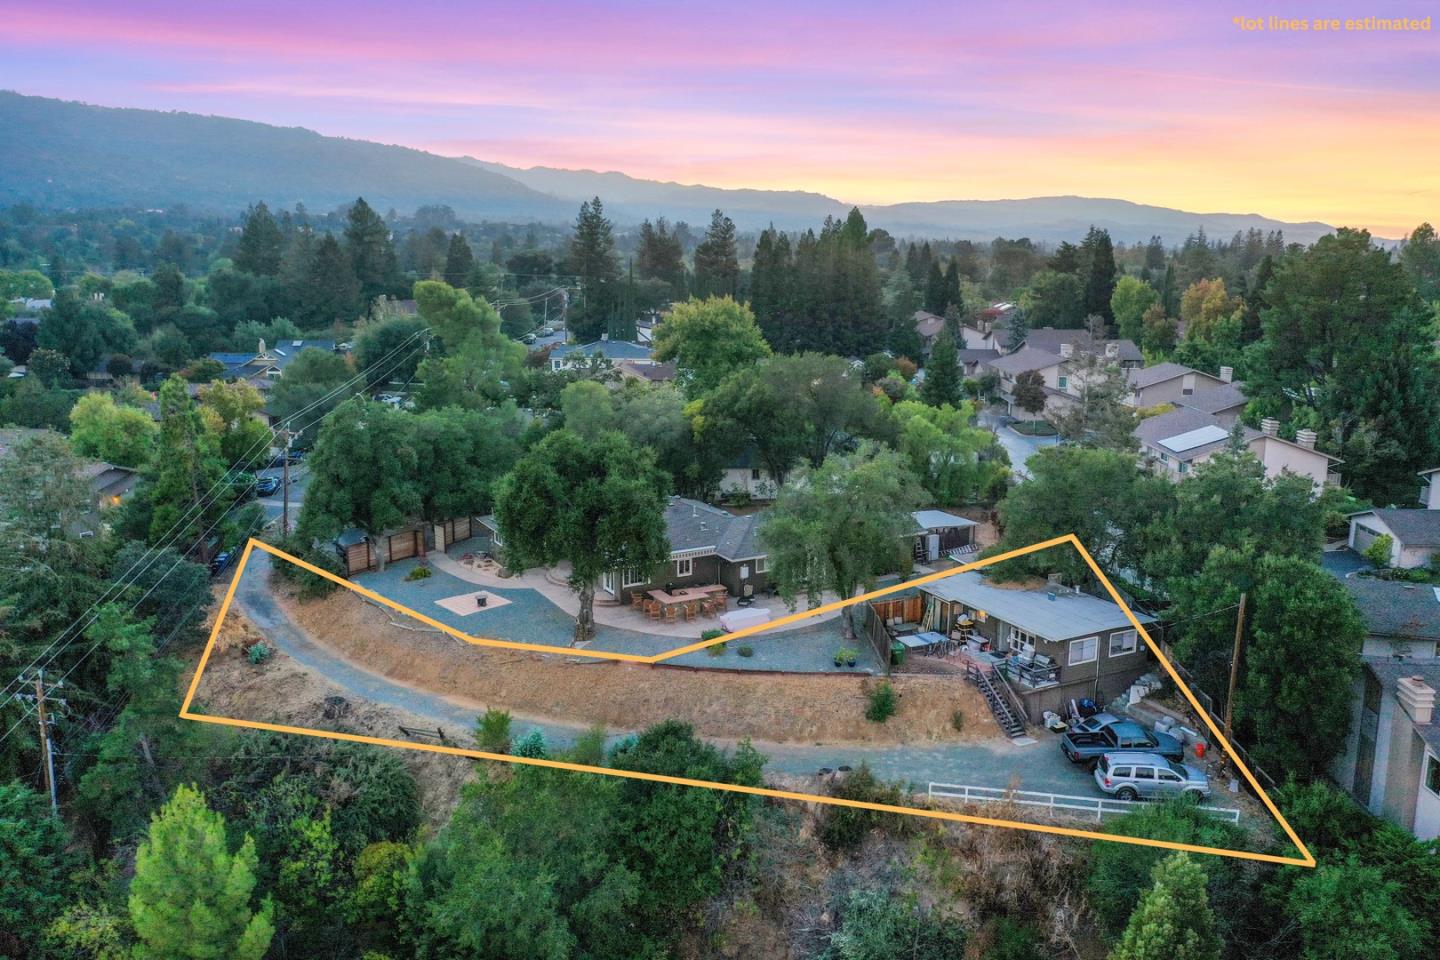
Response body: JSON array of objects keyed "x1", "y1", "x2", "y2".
[
  {"x1": 834, "y1": 647, "x2": 858, "y2": 668},
  {"x1": 833, "y1": 647, "x2": 846, "y2": 668},
  {"x1": 845, "y1": 648, "x2": 858, "y2": 668}
]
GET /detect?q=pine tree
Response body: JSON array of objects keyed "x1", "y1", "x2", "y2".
[
  {"x1": 304, "y1": 233, "x2": 362, "y2": 325},
  {"x1": 750, "y1": 227, "x2": 794, "y2": 350},
  {"x1": 565, "y1": 197, "x2": 620, "y2": 341},
  {"x1": 636, "y1": 218, "x2": 686, "y2": 295},
  {"x1": 693, "y1": 209, "x2": 739, "y2": 299},
  {"x1": 443, "y1": 233, "x2": 476, "y2": 289},
  {"x1": 923, "y1": 260, "x2": 947, "y2": 314},
  {"x1": 129, "y1": 785, "x2": 274, "y2": 960},
  {"x1": 1081, "y1": 226, "x2": 1118, "y2": 322},
  {"x1": 920, "y1": 328, "x2": 961, "y2": 407},
  {"x1": 343, "y1": 197, "x2": 398, "y2": 314},
  {"x1": 1108, "y1": 853, "x2": 1220, "y2": 960},
  {"x1": 234, "y1": 202, "x2": 284, "y2": 276},
  {"x1": 148, "y1": 375, "x2": 226, "y2": 550}
]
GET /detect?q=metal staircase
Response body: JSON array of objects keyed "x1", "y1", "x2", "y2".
[{"x1": 966, "y1": 663, "x2": 1026, "y2": 739}]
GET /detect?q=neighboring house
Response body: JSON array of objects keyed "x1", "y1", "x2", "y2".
[
  {"x1": 1023, "y1": 328, "x2": 1144, "y2": 367},
  {"x1": 1348, "y1": 508, "x2": 1440, "y2": 569},
  {"x1": 7, "y1": 297, "x2": 52, "y2": 317},
  {"x1": 1332, "y1": 642, "x2": 1440, "y2": 839},
  {"x1": 616, "y1": 359, "x2": 677, "y2": 384},
  {"x1": 1341, "y1": 577, "x2": 1440, "y2": 661},
  {"x1": 910, "y1": 509, "x2": 978, "y2": 563},
  {"x1": 1123, "y1": 362, "x2": 1233, "y2": 409},
  {"x1": 1175, "y1": 380, "x2": 1248, "y2": 427},
  {"x1": 0, "y1": 427, "x2": 137, "y2": 528},
  {"x1": 962, "y1": 302, "x2": 1018, "y2": 352},
  {"x1": 86, "y1": 353, "x2": 138, "y2": 385},
  {"x1": 548, "y1": 338, "x2": 654, "y2": 372},
  {"x1": 913, "y1": 310, "x2": 947, "y2": 354},
  {"x1": 208, "y1": 339, "x2": 339, "y2": 387},
  {"x1": 985, "y1": 347, "x2": 1066, "y2": 417},
  {"x1": 719, "y1": 448, "x2": 779, "y2": 501},
  {"x1": 1419, "y1": 467, "x2": 1440, "y2": 510},
  {"x1": 911, "y1": 571, "x2": 1156, "y2": 715},
  {"x1": 601, "y1": 498, "x2": 769, "y2": 604},
  {"x1": 1136, "y1": 409, "x2": 1340, "y2": 491},
  {"x1": 956, "y1": 348, "x2": 1000, "y2": 378}
]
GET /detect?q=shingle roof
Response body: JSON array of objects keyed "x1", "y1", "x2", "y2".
[
  {"x1": 988, "y1": 346, "x2": 1061, "y2": 376},
  {"x1": 663, "y1": 498, "x2": 767, "y2": 560},
  {"x1": 922, "y1": 571, "x2": 1153, "y2": 642},
  {"x1": 913, "y1": 310, "x2": 946, "y2": 338},
  {"x1": 1125, "y1": 362, "x2": 1198, "y2": 390},
  {"x1": 1345, "y1": 579, "x2": 1440, "y2": 640},
  {"x1": 1365, "y1": 509, "x2": 1440, "y2": 548},
  {"x1": 1134, "y1": 407, "x2": 1258, "y2": 461},
  {"x1": 957, "y1": 348, "x2": 1001, "y2": 365},
  {"x1": 1179, "y1": 381, "x2": 1248, "y2": 414},
  {"x1": 1024, "y1": 328, "x2": 1143, "y2": 363}
]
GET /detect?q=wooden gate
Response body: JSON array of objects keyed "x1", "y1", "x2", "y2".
[
  {"x1": 388, "y1": 530, "x2": 419, "y2": 562},
  {"x1": 440, "y1": 516, "x2": 473, "y2": 547},
  {"x1": 344, "y1": 540, "x2": 373, "y2": 575}
]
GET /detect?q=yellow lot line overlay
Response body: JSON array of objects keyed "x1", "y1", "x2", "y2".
[{"x1": 180, "y1": 535, "x2": 1315, "y2": 867}]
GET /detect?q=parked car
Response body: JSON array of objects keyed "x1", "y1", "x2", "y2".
[
  {"x1": 1094, "y1": 752, "x2": 1211, "y2": 802},
  {"x1": 254, "y1": 476, "x2": 282, "y2": 497},
  {"x1": 1061, "y1": 720, "x2": 1183, "y2": 767},
  {"x1": 521, "y1": 333, "x2": 537, "y2": 344},
  {"x1": 210, "y1": 550, "x2": 236, "y2": 578},
  {"x1": 1070, "y1": 711, "x2": 1122, "y2": 735}
]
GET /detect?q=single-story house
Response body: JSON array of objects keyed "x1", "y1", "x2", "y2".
[
  {"x1": 911, "y1": 509, "x2": 978, "y2": 562},
  {"x1": 1348, "y1": 508, "x2": 1440, "y2": 569},
  {"x1": 1331, "y1": 655, "x2": 1440, "y2": 840},
  {"x1": 1136, "y1": 409, "x2": 1340, "y2": 491},
  {"x1": 548, "y1": 338, "x2": 654, "y2": 371},
  {"x1": 910, "y1": 571, "x2": 1156, "y2": 715},
  {"x1": 209, "y1": 339, "x2": 338, "y2": 384},
  {"x1": 1419, "y1": 467, "x2": 1440, "y2": 510},
  {"x1": 80, "y1": 461, "x2": 139, "y2": 508},
  {"x1": 719, "y1": 448, "x2": 779, "y2": 501},
  {"x1": 616, "y1": 359, "x2": 677, "y2": 384},
  {"x1": 601, "y1": 498, "x2": 769, "y2": 604},
  {"x1": 1123, "y1": 362, "x2": 1234, "y2": 409}
]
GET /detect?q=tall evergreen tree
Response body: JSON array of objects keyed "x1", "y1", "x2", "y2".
[
  {"x1": 303, "y1": 234, "x2": 361, "y2": 325},
  {"x1": 692, "y1": 209, "x2": 739, "y2": 299},
  {"x1": 923, "y1": 260, "x2": 947, "y2": 314},
  {"x1": 1081, "y1": 226, "x2": 1118, "y2": 322},
  {"x1": 920, "y1": 328, "x2": 961, "y2": 407},
  {"x1": 565, "y1": 197, "x2": 620, "y2": 341},
  {"x1": 234, "y1": 202, "x2": 284, "y2": 276},
  {"x1": 148, "y1": 374, "x2": 227, "y2": 550},
  {"x1": 635, "y1": 217, "x2": 686, "y2": 295},
  {"x1": 749, "y1": 227, "x2": 793, "y2": 349},
  {"x1": 443, "y1": 233, "x2": 476, "y2": 289},
  {"x1": 343, "y1": 197, "x2": 398, "y2": 314}
]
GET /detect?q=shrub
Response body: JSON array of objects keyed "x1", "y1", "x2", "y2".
[
  {"x1": 700, "y1": 629, "x2": 726, "y2": 641},
  {"x1": 865, "y1": 681, "x2": 898, "y2": 723},
  {"x1": 737, "y1": 645, "x2": 754, "y2": 658},
  {"x1": 707, "y1": 641, "x2": 728, "y2": 656},
  {"x1": 821, "y1": 888, "x2": 968, "y2": 959},
  {"x1": 819, "y1": 764, "x2": 909, "y2": 851},
  {"x1": 404, "y1": 565, "x2": 432, "y2": 581},
  {"x1": 512, "y1": 731, "x2": 548, "y2": 759},
  {"x1": 1362, "y1": 533, "x2": 1394, "y2": 569},
  {"x1": 950, "y1": 709, "x2": 965, "y2": 733},
  {"x1": 247, "y1": 641, "x2": 272, "y2": 665},
  {"x1": 475, "y1": 708, "x2": 512, "y2": 754}
]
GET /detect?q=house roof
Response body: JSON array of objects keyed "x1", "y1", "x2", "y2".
[
  {"x1": 1024, "y1": 328, "x2": 1144, "y2": 364},
  {"x1": 957, "y1": 348, "x2": 1000, "y2": 365},
  {"x1": 1125, "y1": 362, "x2": 1200, "y2": 390},
  {"x1": 988, "y1": 346, "x2": 1061, "y2": 376},
  {"x1": 663, "y1": 497, "x2": 767, "y2": 561},
  {"x1": 208, "y1": 341, "x2": 338, "y2": 378},
  {"x1": 1345, "y1": 579, "x2": 1440, "y2": 640},
  {"x1": 617, "y1": 360, "x2": 677, "y2": 382},
  {"x1": 1358, "y1": 509, "x2": 1440, "y2": 548},
  {"x1": 550, "y1": 340, "x2": 653, "y2": 361},
  {"x1": 912, "y1": 509, "x2": 977, "y2": 531},
  {"x1": 913, "y1": 310, "x2": 946, "y2": 339},
  {"x1": 1420, "y1": 467, "x2": 1440, "y2": 478},
  {"x1": 1178, "y1": 382, "x2": 1249, "y2": 414},
  {"x1": 1363, "y1": 658, "x2": 1440, "y2": 752},
  {"x1": 1134, "y1": 407, "x2": 1255, "y2": 461},
  {"x1": 922, "y1": 571, "x2": 1153, "y2": 642}
]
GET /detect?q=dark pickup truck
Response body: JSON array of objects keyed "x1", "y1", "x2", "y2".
[{"x1": 1060, "y1": 720, "x2": 1183, "y2": 766}]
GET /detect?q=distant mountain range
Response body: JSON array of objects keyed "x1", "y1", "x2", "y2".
[{"x1": 0, "y1": 91, "x2": 1345, "y2": 245}]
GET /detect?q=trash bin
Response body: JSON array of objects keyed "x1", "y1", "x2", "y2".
[{"x1": 890, "y1": 642, "x2": 906, "y2": 666}]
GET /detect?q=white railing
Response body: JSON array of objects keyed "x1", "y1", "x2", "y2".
[{"x1": 926, "y1": 782, "x2": 1241, "y2": 824}]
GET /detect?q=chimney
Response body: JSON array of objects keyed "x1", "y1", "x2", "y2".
[
  {"x1": 1059, "y1": 343, "x2": 1074, "y2": 359},
  {"x1": 1295, "y1": 429, "x2": 1317, "y2": 449},
  {"x1": 1260, "y1": 417, "x2": 1279, "y2": 437},
  {"x1": 1397, "y1": 676, "x2": 1435, "y2": 725},
  {"x1": 1105, "y1": 341, "x2": 1119, "y2": 359},
  {"x1": 1219, "y1": 365, "x2": 1234, "y2": 383}
]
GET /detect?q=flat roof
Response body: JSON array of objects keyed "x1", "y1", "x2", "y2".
[
  {"x1": 921, "y1": 571, "x2": 1153, "y2": 641},
  {"x1": 912, "y1": 509, "x2": 977, "y2": 530},
  {"x1": 1158, "y1": 424, "x2": 1230, "y2": 453}
]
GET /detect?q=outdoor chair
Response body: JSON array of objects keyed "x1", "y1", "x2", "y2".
[
  {"x1": 630, "y1": 593, "x2": 644, "y2": 611},
  {"x1": 665, "y1": 605, "x2": 678, "y2": 624}
]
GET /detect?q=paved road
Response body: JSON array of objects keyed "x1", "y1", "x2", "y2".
[
  {"x1": 980, "y1": 409, "x2": 1059, "y2": 480},
  {"x1": 225, "y1": 549, "x2": 1100, "y2": 798}
]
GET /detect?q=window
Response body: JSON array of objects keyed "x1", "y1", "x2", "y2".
[
  {"x1": 1427, "y1": 755, "x2": 1440, "y2": 797},
  {"x1": 754, "y1": 556, "x2": 766, "y2": 573},
  {"x1": 1069, "y1": 636, "x2": 1098, "y2": 665},
  {"x1": 1109, "y1": 629, "x2": 1138, "y2": 657},
  {"x1": 1132, "y1": 767, "x2": 1155, "y2": 780},
  {"x1": 623, "y1": 568, "x2": 646, "y2": 587},
  {"x1": 601, "y1": 570, "x2": 616, "y2": 594},
  {"x1": 1158, "y1": 769, "x2": 1183, "y2": 783},
  {"x1": 1158, "y1": 451, "x2": 1169, "y2": 462},
  {"x1": 751, "y1": 468, "x2": 761, "y2": 481},
  {"x1": 1178, "y1": 461, "x2": 1189, "y2": 475},
  {"x1": 1181, "y1": 386, "x2": 1194, "y2": 396},
  {"x1": 1009, "y1": 627, "x2": 1038, "y2": 654},
  {"x1": 1057, "y1": 376, "x2": 1068, "y2": 391},
  {"x1": 675, "y1": 557, "x2": 693, "y2": 577},
  {"x1": 1112, "y1": 766, "x2": 1133, "y2": 778}
]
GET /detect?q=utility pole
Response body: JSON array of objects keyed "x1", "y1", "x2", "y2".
[
  {"x1": 18, "y1": 670, "x2": 65, "y2": 815},
  {"x1": 280, "y1": 428, "x2": 293, "y2": 536},
  {"x1": 1223, "y1": 592, "x2": 1247, "y2": 738}
]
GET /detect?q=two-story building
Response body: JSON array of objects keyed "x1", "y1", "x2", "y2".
[{"x1": 1136, "y1": 409, "x2": 1340, "y2": 491}]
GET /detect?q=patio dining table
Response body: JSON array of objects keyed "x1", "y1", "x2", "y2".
[{"x1": 900, "y1": 630, "x2": 949, "y2": 655}]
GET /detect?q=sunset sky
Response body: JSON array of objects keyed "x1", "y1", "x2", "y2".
[{"x1": 3, "y1": 1, "x2": 1437, "y2": 235}]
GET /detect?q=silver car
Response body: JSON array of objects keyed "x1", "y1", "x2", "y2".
[{"x1": 1094, "y1": 751, "x2": 1210, "y2": 802}]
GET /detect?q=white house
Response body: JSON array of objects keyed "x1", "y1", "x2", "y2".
[
  {"x1": 1136, "y1": 411, "x2": 1340, "y2": 491},
  {"x1": 1419, "y1": 467, "x2": 1440, "y2": 510}
]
